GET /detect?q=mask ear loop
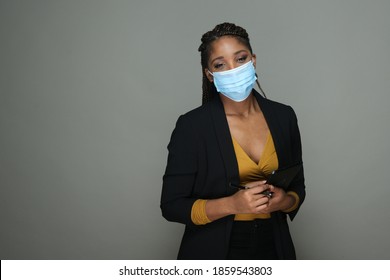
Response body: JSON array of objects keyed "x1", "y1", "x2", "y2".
[
  {"x1": 252, "y1": 58, "x2": 267, "y2": 99},
  {"x1": 255, "y1": 74, "x2": 267, "y2": 99}
]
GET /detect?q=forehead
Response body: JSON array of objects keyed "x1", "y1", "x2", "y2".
[
  {"x1": 208, "y1": 36, "x2": 250, "y2": 59},
  {"x1": 210, "y1": 35, "x2": 249, "y2": 55}
]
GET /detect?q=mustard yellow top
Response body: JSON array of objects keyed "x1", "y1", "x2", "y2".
[
  {"x1": 191, "y1": 132, "x2": 299, "y2": 225},
  {"x1": 233, "y1": 132, "x2": 277, "y2": 220}
]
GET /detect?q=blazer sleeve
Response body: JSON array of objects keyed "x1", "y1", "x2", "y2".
[
  {"x1": 160, "y1": 114, "x2": 199, "y2": 226},
  {"x1": 286, "y1": 107, "x2": 306, "y2": 221}
]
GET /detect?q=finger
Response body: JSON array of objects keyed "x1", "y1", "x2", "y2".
[
  {"x1": 246, "y1": 185, "x2": 269, "y2": 194},
  {"x1": 260, "y1": 196, "x2": 272, "y2": 209},
  {"x1": 252, "y1": 192, "x2": 272, "y2": 200},
  {"x1": 254, "y1": 200, "x2": 269, "y2": 212},
  {"x1": 244, "y1": 180, "x2": 267, "y2": 189},
  {"x1": 254, "y1": 196, "x2": 270, "y2": 207}
]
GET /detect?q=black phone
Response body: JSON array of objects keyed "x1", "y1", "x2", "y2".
[{"x1": 266, "y1": 163, "x2": 303, "y2": 190}]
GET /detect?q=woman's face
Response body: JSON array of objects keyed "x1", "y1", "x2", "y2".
[{"x1": 205, "y1": 36, "x2": 256, "y2": 82}]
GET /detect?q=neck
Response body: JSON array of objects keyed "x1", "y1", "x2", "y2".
[{"x1": 220, "y1": 93, "x2": 258, "y2": 117}]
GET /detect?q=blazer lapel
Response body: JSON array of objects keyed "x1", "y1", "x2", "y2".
[
  {"x1": 208, "y1": 96, "x2": 240, "y2": 196},
  {"x1": 208, "y1": 96, "x2": 238, "y2": 252},
  {"x1": 254, "y1": 91, "x2": 288, "y2": 168}
]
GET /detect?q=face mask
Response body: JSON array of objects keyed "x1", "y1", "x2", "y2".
[{"x1": 209, "y1": 60, "x2": 257, "y2": 102}]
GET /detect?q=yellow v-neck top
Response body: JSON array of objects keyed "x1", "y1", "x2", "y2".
[
  {"x1": 233, "y1": 132, "x2": 277, "y2": 185},
  {"x1": 191, "y1": 132, "x2": 299, "y2": 225},
  {"x1": 232, "y1": 132, "x2": 277, "y2": 220}
]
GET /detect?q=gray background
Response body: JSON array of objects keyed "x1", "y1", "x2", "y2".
[{"x1": 1, "y1": 0, "x2": 389, "y2": 259}]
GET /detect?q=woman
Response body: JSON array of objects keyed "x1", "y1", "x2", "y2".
[{"x1": 161, "y1": 22, "x2": 306, "y2": 260}]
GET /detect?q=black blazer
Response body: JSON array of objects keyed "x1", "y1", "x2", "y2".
[{"x1": 161, "y1": 90, "x2": 306, "y2": 259}]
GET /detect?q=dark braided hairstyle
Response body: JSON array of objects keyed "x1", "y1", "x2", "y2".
[{"x1": 198, "y1": 22, "x2": 266, "y2": 104}]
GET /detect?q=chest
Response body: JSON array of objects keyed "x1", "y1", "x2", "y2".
[{"x1": 226, "y1": 112, "x2": 269, "y2": 164}]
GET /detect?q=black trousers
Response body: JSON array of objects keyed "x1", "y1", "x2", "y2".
[{"x1": 227, "y1": 219, "x2": 278, "y2": 260}]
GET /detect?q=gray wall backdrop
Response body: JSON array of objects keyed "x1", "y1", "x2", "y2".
[{"x1": 1, "y1": 0, "x2": 389, "y2": 259}]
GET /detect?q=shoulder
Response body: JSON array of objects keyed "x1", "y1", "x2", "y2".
[
  {"x1": 167, "y1": 102, "x2": 217, "y2": 155},
  {"x1": 253, "y1": 91, "x2": 301, "y2": 135},
  {"x1": 175, "y1": 102, "x2": 213, "y2": 128},
  {"x1": 181, "y1": 102, "x2": 211, "y2": 118},
  {"x1": 257, "y1": 92, "x2": 298, "y2": 122},
  {"x1": 263, "y1": 97, "x2": 295, "y2": 115}
]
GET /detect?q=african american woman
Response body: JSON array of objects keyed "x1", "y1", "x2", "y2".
[{"x1": 161, "y1": 22, "x2": 306, "y2": 260}]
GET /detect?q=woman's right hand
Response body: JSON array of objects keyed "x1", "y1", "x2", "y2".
[{"x1": 229, "y1": 181, "x2": 273, "y2": 214}]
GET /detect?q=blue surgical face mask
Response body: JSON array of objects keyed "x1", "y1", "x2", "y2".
[{"x1": 209, "y1": 60, "x2": 257, "y2": 102}]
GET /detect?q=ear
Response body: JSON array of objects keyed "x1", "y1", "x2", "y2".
[
  {"x1": 204, "y1": 68, "x2": 213, "y2": 83},
  {"x1": 252, "y1": 54, "x2": 257, "y2": 68}
]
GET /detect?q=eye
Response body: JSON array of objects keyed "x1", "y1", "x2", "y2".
[
  {"x1": 214, "y1": 63, "x2": 224, "y2": 69},
  {"x1": 237, "y1": 55, "x2": 248, "y2": 63}
]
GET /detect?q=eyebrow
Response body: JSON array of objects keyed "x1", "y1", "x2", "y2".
[{"x1": 210, "y1": 49, "x2": 249, "y2": 65}]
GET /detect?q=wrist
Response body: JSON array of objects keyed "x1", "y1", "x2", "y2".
[
  {"x1": 281, "y1": 194, "x2": 295, "y2": 212},
  {"x1": 205, "y1": 196, "x2": 236, "y2": 222},
  {"x1": 224, "y1": 195, "x2": 236, "y2": 215}
]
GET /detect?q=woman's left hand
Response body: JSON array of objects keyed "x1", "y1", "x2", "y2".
[{"x1": 263, "y1": 186, "x2": 295, "y2": 213}]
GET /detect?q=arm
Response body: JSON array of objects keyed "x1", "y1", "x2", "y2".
[
  {"x1": 160, "y1": 115, "x2": 199, "y2": 225},
  {"x1": 285, "y1": 107, "x2": 306, "y2": 220}
]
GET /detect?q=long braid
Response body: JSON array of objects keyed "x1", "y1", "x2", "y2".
[{"x1": 198, "y1": 22, "x2": 266, "y2": 104}]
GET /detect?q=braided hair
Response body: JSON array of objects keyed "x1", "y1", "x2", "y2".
[{"x1": 198, "y1": 22, "x2": 266, "y2": 104}]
